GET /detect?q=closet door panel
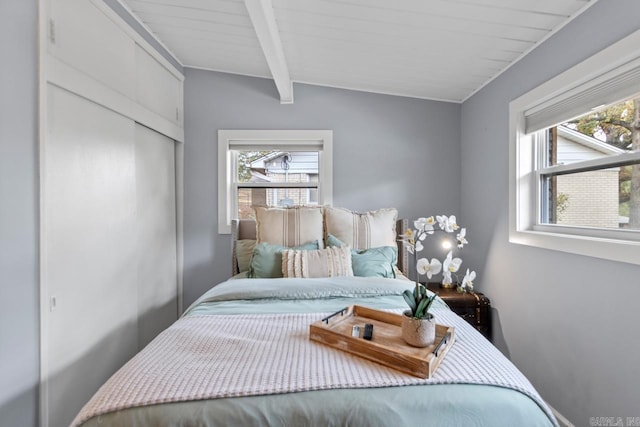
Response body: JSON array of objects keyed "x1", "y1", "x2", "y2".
[
  {"x1": 44, "y1": 85, "x2": 138, "y2": 427},
  {"x1": 135, "y1": 124, "x2": 178, "y2": 348},
  {"x1": 51, "y1": 0, "x2": 136, "y2": 97},
  {"x1": 136, "y1": 45, "x2": 182, "y2": 125}
]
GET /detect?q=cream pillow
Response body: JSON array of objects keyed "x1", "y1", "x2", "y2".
[
  {"x1": 254, "y1": 206, "x2": 325, "y2": 248},
  {"x1": 282, "y1": 245, "x2": 353, "y2": 278},
  {"x1": 235, "y1": 239, "x2": 256, "y2": 273},
  {"x1": 324, "y1": 207, "x2": 397, "y2": 250}
]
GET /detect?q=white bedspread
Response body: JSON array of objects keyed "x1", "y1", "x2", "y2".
[{"x1": 73, "y1": 306, "x2": 557, "y2": 426}]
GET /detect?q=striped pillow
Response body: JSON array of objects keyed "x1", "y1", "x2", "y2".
[
  {"x1": 254, "y1": 206, "x2": 325, "y2": 248},
  {"x1": 324, "y1": 207, "x2": 397, "y2": 250},
  {"x1": 282, "y1": 246, "x2": 353, "y2": 278}
]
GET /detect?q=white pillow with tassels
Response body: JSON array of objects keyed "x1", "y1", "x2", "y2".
[{"x1": 282, "y1": 245, "x2": 353, "y2": 278}]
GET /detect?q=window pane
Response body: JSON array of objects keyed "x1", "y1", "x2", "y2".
[
  {"x1": 236, "y1": 150, "x2": 319, "y2": 183},
  {"x1": 237, "y1": 187, "x2": 319, "y2": 220},
  {"x1": 540, "y1": 96, "x2": 640, "y2": 230},
  {"x1": 543, "y1": 164, "x2": 640, "y2": 230},
  {"x1": 548, "y1": 97, "x2": 639, "y2": 167},
  {"x1": 235, "y1": 150, "x2": 321, "y2": 219}
]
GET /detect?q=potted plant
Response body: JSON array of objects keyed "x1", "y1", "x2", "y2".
[
  {"x1": 398, "y1": 215, "x2": 478, "y2": 347},
  {"x1": 401, "y1": 283, "x2": 438, "y2": 347}
]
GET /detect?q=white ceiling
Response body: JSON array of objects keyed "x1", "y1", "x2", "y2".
[{"x1": 121, "y1": 0, "x2": 596, "y2": 103}]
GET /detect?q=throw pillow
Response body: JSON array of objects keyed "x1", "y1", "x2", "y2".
[
  {"x1": 248, "y1": 241, "x2": 319, "y2": 278},
  {"x1": 324, "y1": 207, "x2": 397, "y2": 250},
  {"x1": 327, "y1": 234, "x2": 397, "y2": 278},
  {"x1": 254, "y1": 206, "x2": 325, "y2": 248},
  {"x1": 282, "y1": 245, "x2": 353, "y2": 278}
]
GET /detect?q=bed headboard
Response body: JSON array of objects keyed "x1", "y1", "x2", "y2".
[{"x1": 231, "y1": 218, "x2": 409, "y2": 276}]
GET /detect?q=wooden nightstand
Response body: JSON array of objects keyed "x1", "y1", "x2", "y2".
[{"x1": 426, "y1": 283, "x2": 492, "y2": 341}]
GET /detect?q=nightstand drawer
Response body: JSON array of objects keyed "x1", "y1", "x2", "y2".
[{"x1": 426, "y1": 283, "x2": 492, "y2": 341}]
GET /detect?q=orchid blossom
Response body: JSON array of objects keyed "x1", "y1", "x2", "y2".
[
  {"x1": 442, "y1": 271, "x2": 453, "y2": 286},
  {"x1": 456, "y1": 228, "x2": 468, "y2": 248},
  {"x1": 416, "y1": 257, "x2": 442, "y2": 280},
  {"x1": 461, "y1": 269, "x2": 476, "y2": 292},
  {"x1": 443, "y1": 250, "x2": 462, "y2": 273},
  {"x1": 414, "y1": 216, "x2": 435, "y2": 236},
  {"x1": 436, "y1": 215, "x2": 459, "y2": 233},
  {"x1": 400, "y1": 218, "x2": 435, "y2": 254},
  {"x1": 442, "y1": 250, "x2": 462, "y2": 286},
  {"x1": 399, "y1": 229, "x2": 416, "y2": 253}
]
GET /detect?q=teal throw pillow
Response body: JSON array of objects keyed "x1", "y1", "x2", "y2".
[
  {"x1": 326, "y1": 233, "x2": 345, "y2": 249},
  {"x1": 248, "y1": 241, "x2": 319, "y2": 278},
  {"x1": 326, "y1": 234, "x2": 397, "y2": 278}
]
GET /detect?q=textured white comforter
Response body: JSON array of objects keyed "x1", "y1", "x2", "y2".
[{"x1": 73, "y1": 277, "x2": 558, "y2": 427}]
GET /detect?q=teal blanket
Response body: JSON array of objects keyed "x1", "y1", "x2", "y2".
[
  {"x1": 184, "y1": 276, "x2": 430, "y2": 316},
  {"x1": 78, "y1": 277, "x2": 557, "y2": 427}
]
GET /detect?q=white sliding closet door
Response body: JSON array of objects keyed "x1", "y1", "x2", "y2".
[
  {"x1": 135, "y1": 124, "x2": 177, "y2": 349},
  {"x1": 43, "y1": 87, "x2": 179, "y2": 427},
  {"x1": 44, "y1": 85, "x2": 138, "y2": 427}
]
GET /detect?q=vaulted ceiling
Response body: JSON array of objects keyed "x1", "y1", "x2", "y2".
[{"x1": 121, "y1": 0, "x2": 596, "y2": 103}]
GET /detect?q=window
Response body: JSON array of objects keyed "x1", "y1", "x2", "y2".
[
  {"x1": 509, "y1": 29, "x2": 640, "y2": 265},
  {"x1": 237, "y1": 151, "x2": 319, "y2": 215},
  {"x1": 539, "y1": 107, "x2": 639, "y2": 230},
  {"x1": 218, "y1": 130, "x2": 333, "y2": 233}
]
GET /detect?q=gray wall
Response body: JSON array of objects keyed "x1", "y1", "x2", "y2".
[
  {"x1": 0, "y1": 1, "x2": 39, "y2": 426},
  {"x1": 183, "y1": 70, "x2": 461, "y2": 306},
  {"x1": 460, "y1": 0, "x2": 640, "y2": 424}
]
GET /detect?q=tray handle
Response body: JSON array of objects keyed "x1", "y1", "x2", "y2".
[
  {"x1": 433, "y1": 331, "x2": 451, "y2": 357},
  {"x1": 321, "y1": 307, "x2": 348, "y2": 324}
]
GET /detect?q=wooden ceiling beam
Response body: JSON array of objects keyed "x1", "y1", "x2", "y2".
[{"x1": 244, "y1": 0, "x2": 294, "y2": 104}]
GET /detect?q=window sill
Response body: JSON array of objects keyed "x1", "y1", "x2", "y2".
[{"x1": 508, "y1": 227, "x2": 640, "y2": 266}]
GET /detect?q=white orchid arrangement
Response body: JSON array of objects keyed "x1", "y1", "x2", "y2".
[{"x1": 399, "y1": 215, "x2": 477, "y2": 294}]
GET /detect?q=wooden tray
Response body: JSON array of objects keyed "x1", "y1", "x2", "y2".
[{"x1": 309, "y1": 305, "x2": 455, "y2": 379}]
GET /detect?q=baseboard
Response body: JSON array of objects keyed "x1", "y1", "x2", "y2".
[{"x1": 548, "y1": 404, "x2": 575, "y2": 427}]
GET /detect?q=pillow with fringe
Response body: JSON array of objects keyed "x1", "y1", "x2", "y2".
[{"x1": 282, "y1": 245, "x2": 353, "y2": 278}]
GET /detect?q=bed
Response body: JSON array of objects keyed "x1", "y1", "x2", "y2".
[{"x1": 73, "y1": 207, "x2": 558, "y2": 427}]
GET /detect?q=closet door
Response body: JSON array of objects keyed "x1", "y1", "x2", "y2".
[
  {"x1": 135, "y1": 124, "x2": 178, "y2": 348},
  {"x1": 41, "y1": 2, "x2": 183, "y2": 424},
  {"x1": 50, "y1": 0, "x2": 136, "y2": 98},
  {"x1": 136, "y1": 45, "x2": 182, "y2": 126},
  {"x1": 44, "y1": 85, "x2": 138, "y2": 427}
]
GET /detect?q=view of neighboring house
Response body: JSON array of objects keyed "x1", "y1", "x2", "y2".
[
  {"x1": 554, "y1": 125, "x2": 625, "y2": 228},
  {"x1": 238, "y1": 152, "x2": 319, "y2": 219}
]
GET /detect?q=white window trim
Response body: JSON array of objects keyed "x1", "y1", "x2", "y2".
[
  {"x1": 218, "y1": 130, "x2": 333, "y2": 234},
  {"x1": 509, "y1": 29, "x2": 640, "y2": 266}
]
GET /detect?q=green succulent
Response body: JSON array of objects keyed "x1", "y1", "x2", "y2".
[{"x1": 402, "y1": 283, "x2": 437, "y2": 319}]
